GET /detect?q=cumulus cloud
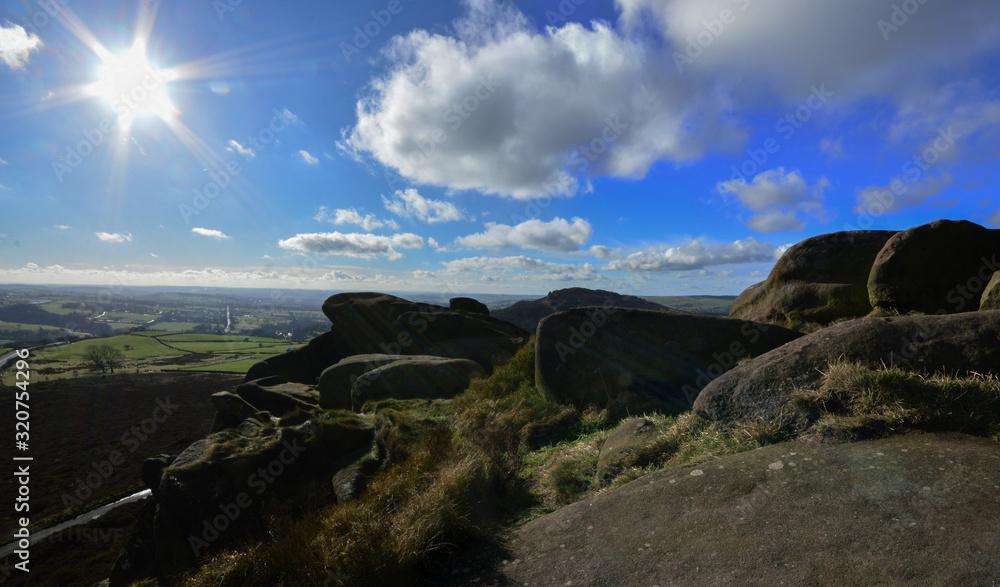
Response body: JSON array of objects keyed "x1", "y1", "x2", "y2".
[
  {"x1": 456, "y1": 217, "x2": 592, "y2": 251},
  {"x1": 382, "y1": 189, "x2": 464, "y2": 223},
  {"x1": 855, "y1": 173, "x2": 955, "y2": 214},
  {"x1": 436, "y1": 255, "x2": 601, "y2": 282},
  {"x1": 315, "y1": 206, "x2": 400, "y2": 231},
  {"x1": 604, "y1": 237, "x2": 776, "y2": 272},
  {"x1": 226, "y1": 139, "x2": 255, "y2": 160},
  {"x1": 192, "y1": 227, "x2": 232, "y2": 240},
  {"x1": 616, "y1": 0, "x2": 1000, "y2": 101},
  {"x1": 298, "y1": 150, "x2": 319, "y2": 165},
  {"x1": 718, "y1": 168, "x2": 829, "y2": 233},
  {"x1": 96, "y1": 232, "x2": 133, "y2": 243},
  {"x1": 340, "y1": 1, "x2": 743, "y2": 198},
  {"x1": 0, "y1": 23, "x2": 43, "y2": 70},
  {"x1": 278, "y1": 232, "x2": 424, "y2": 260}
]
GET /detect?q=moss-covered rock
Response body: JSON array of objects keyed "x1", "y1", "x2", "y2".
[{"x1": 730, "y1": 230, "x2": 896, "y2": 329}]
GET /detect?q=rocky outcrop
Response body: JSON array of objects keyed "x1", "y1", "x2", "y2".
[
  {"x1": 112, "y1": 412, "x2": 383, "y2": 581},
  {"x1": 494, "y1": 287, "x2": 671, "y2": 333},
  {"x1": 730, "y1": 230, "x2": 896, "y2": 328},
  {"x1": 594, "y1": 418, "x2": 659, "y2": 485},
  {"x1": 246, "y1": 292, "x2": 527, "y2": 384},
  {"x1": 469, "y1": 433, "x2": 1000, "y2": 586},
  {"x1": 693, "y1": 311, "x2": 1000, "y2": 428},
  {"x1": 868, "y1": 219, "x2": 1000, "y2": 314},
  {"x1": 535, "y1": 307, "x2": 803, "y2": 414}
]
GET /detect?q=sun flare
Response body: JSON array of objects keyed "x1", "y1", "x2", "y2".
[{"x1": 88, "y1": 41, "x2": 178, "y2": 128}]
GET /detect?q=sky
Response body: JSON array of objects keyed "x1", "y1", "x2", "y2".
[{"x1": 0, "y1": 0, "x2": 999, "y2": 297}]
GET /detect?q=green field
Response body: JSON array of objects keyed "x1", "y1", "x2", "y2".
[
  {"x1": 1, "y1": 331, "x2": 296, "y2": 384},
  {"x1": 0, "y1": 321, "x2": 67, "y2": 332},
  {"x1": 644, "y1": 296, "x2": 737, "y2": 315},
  {"x1": 144, "y1": 322, "x2": 205, "y2": 332},
  {"x1": 181, "y1": 354, "x2": 292, "y2": 373}
]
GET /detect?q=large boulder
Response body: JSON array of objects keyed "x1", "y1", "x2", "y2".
[
  {"x1": 319, "y1": 354, "x2": 414, "y2": 411},
  {"x1": 352, "y1": 356, "x2": 485, "y2": 410},
  {"x1": 694, "y1": 310, "x2": 1000, "y2": 428},
  {"x1": 470, "y1": 433, "x2": 1000, "y2": 586},
  {"x1": 868, "y1": 219, "x2": 1000, "y2": 314},
  {"x1": 730, "y1": 230, "x2": 897, "y2": 328},
  {"x1": 246, "y1": 292, "x2": 528, "y2": 384},
  {"x1": 535, "y1": 307, "x2": 803, "y2": 414}
]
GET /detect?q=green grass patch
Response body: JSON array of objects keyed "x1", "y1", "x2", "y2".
[
  {"x1": 145, "y1": 322, "x2": 204, "y2": 332},
  {"x1": 156, "y1": 333, "x2": 288, "y2": 343}
]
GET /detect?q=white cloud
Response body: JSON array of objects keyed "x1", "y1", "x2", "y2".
[
  {"x1": 819, "y1": 137, "x2": 846, "y2": 160},
  {"x1": 192, "y1": 227, "x2": 232, "y2": 240},
  {"x1": 54, "y1": 225, "x2": 70, "y2": 230},
  {"x1": 298, "y1": 150, "x2": 319, "y2": 165},
  {"x1": 855, "y1": 173, "x2": 955, "y2": 214},
  {"x1": 278, "y1": 232, "x2": 424, "y2": 260},
  {"x1": 616, "y1": 0, "x2": 1000, "y2": 101},
  {"x1": 340, "y1": 1, "x2": 743, "y2": 198},
  {"x1": 746, "y1": 210, "x2": 805, "y2": 233},
  {"x1": 436, "y1": 255, "x2": 601, "y2": 282},
  {"x1": 718, "y1": 168, "x2": 829, "y2": 233},
  {"x1": 0, "y1": 157, "x2": 7, "y2": 165},
  {"x1": 150, "y1": 253, "x2": 160, "y2": 258},
  {"x1": 382, "y1": 189, "x2": 464, "y2": 223},
  {"x1": 0, "y1": 23, "x2": 43, "y2": 70},
  {"x1": 0, "y1": 183, "x2": 11, "y2": 191},
  {"x1": 226, "y1": 139, "x2": 255, "y2": 160},
  {"x1": 96, "y1": 232, "x2": 133, "y2": 243},
  {"x1": 279, "y1": 108, "x2": 301, "y2": 125},
  {"x1": 456, "y1": 217, "x2": 592, "y2": 251},
  {"x1": 315, "y1": 206, "x2": 400, "y2": 231},
  {"x1": 603, "y1": 237, "x2": 776, "y2": 272}
]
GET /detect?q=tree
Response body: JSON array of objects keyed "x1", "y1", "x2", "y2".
[{"x1": 82, "y1": 344, "x2": 125, "y2": 374}]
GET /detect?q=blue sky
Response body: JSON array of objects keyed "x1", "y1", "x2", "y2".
[{"x1": 1, "y1": 0, "x2": 999, "y2": 296}]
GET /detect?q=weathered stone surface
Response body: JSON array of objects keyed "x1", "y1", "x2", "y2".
[
  {"x1": 868, "y1": 219, "x2": 1000, "y2": 314},
  {"x1": 980, "y1": 271, "x2": 1000, "y2": 311},
  {"x1": 535, "y1": 307, "x2": 803, "y2": 414},
  {"x1": 352, "y1": 357, "x2": 485, "y2": 410},
  {"x1": 468, "y1": 434, "x2": 1000, "y2": 587},
  {"x1": 235, "y1": 378, "x2": 319, "y2": 417},
  {"x1": 594, "y1": 418, "x2": 659, "y2": 484},
  {"x1": 730, "y1": 230, "x2": 896, "y2": 328},
  {"x1": 246, "y1": 292, "x2": 528, "y2": 384},
  {"x1": 319, "y1": 354, "x2": 413, "y2": 411},
  {"x1": 151, "y1": 413, "x2": 376, "y2": 577},
  {"x1": 694, "y1": 311, "x2": 1000, "y2": 428},
  {"x1": 449, "y1": 296, "x2": 490, "y2": 316},
  {"x1": 210, "y1": 391, "x2": 261, "y2": 431}
]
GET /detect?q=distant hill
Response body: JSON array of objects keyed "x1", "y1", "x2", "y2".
[
  {"x1": 493, "y1": 288, "x2": 674, "y2": 332},
  {"x1": 643, "y1": 295, "x2": 737, "y2": 315}
]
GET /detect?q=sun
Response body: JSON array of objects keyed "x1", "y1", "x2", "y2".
[{"x1": 88, "y1": 41, "x2": 178, "y2": 129}]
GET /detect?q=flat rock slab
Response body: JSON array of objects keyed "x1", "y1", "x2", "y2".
[{"x1": 448, "y1": 433, "x2": 1000, "y2": 586}]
